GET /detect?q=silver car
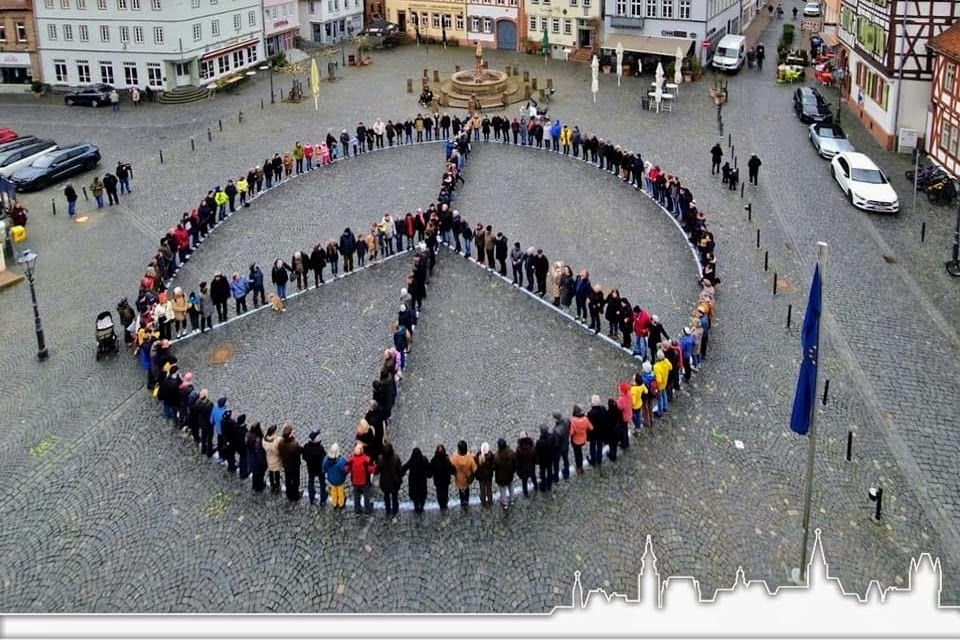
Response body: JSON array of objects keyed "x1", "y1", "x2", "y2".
[{"x1": 808, "y1": 122, "x2": 855, "y2": 159}]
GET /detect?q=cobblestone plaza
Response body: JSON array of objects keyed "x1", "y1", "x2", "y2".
[{"x1": 1, "y1": 17, "x2": 960, "y2": 612}]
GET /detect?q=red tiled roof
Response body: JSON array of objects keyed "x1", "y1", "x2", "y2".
[{"x1": 928, "y1": 21, "x2": 960, "y2": 59}]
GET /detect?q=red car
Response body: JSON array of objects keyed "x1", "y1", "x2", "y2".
[{"x1": 0, "y1": 128, "x2": 17, "y2": 144}]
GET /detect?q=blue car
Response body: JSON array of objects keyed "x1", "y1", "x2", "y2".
[{"x1": 9, "y1": 143, "x2": 100, "y2": 191}]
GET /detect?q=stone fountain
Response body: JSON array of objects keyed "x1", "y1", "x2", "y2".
[{"x1": 437, "y1": 42, "x2": 529, "y2": 110}]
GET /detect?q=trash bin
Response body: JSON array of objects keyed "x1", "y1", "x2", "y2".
[{"x1": 641, "y1": 97, "x2": 651, "y2": 111}]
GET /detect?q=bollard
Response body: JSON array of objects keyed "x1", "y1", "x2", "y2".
[
  {"x1": 207, "y1": 128, "x2": 212, "y2": 142},
  {"x1": 731, "y1": 144, "x2": 735, "y2": 158},
  {"x1": 51, "y1": 199, "x2": 56, "y2": 216},
  {"x1": 547, "y1": 78, "x2": 553, "y2": 90},
  {"x1": 845, "y1": 430, "x2": 853, "y2": 462},
  {"x1": 740, "y1": 181, "x2": 744, "y2": 198},
  {"x1": 238, "y1": 110, "x2": 243, "y2": 124},
  {"x1": 455, "y1": 65, "x2": 461, "y2": 72},
  {"x1": 734, "y1": 156, "x2": 738, "y2": 169},
  {"x1": 82, "y1": 186, "x2": 88, "y2": 201},
  {"x1": 786, "y1": 304, "x2": 792, "y2": 329},
  {"x1": 921, "y1": 221, "x2": 926, "y2": 243},
  {"x1": 191, "y1": 137, "x2": 195, "y2": 152},
  {"x1": 773, "y1": 272, "x2": 778, "y2": 295},
  {"x1": 756, "y1": 228, "x2": 760, "y2": 248},
  {"x1": 423, "y1": 68, "x2": 429, "y2": 78},
  {"x1": 261, "y1": 97, "x2": 264, "y2": 109},
  {"x1": 822, "y1": 379, "x2": 830, "y2": 405},
  {"x1": 764, "y1": 250, "x2": 769, "y2": 271},
  {"x1": 433, "y1": 70, "x2": 440, "y2": 83},
  {"x1": 407, "y1": 78, "x2": 413, "y2": 93},
  {"x1": 218, "y1": 119, "x2": 223, "y2": 132},
  {"x1": 745, "y1": 202, "x2": 752, "y2": 221},
  {"x1": 532, "y1": 77, "x2": 538, "y2": 90},
  {"x1": 523, "y1": 70, "x2": 529, "y2": 81},
  {"x1": 870, "y1": 487, "x2": 883, "y2": 521},
  {"x1": 728, "y1": 133, "x2": 732, "y2": 147},
  {"x1": 159, "y1": 149, "x2": 164, "y2": 164}
]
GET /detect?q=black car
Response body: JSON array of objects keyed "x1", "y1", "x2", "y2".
[
  {"x1": 793, "y1": 86, "x2": 833, "y2": 123},
  {"x1": 64, "y1": 84, "x2": 114, "y2": 107},
  {"x1": 9, "y1": 143, "x2": 101, "y2": 191}
]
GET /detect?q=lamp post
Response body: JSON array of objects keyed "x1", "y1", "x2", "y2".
[
  {"x1": 259, "y1": 63, "x2": 275, "y2": 103},
  {"x1": 17, "y1": 249, "x2": 48, "y2": 361},
  {"x1": 947, "y1": 185, "x2": 960, "y2": 277}
]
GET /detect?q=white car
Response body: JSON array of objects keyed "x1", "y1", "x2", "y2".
[
  {"x1": 803, "y1": 2, "x2": 822, "y2": 16},
  {"x1": 0, "y1": 140, "x2": 58, "y2": 178},
  {"x1": 830, "y1": 152, "x2": 899, "y2": 213},
  {"x1": 808, "y1": 123, "x2": 855, "y2": 158}
]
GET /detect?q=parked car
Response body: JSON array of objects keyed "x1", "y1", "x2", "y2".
[
  {"x1": 64, "y1": 84, "x2": 114, "y2": 107},
  {"x1": 830, "y1": 151, "x2": 899, "y2": 213},
  {"x1": 9, "y1": 143, "x2": 100, "y2": 191},
  {"x1": 808, "y1": 123, "x2": 855, "y2": 159},
  {"x1": 803, "y1": 2, "x2": 822, "y2": 16},
  {"x1": 0, "y1": 135, "x2": 39, "y2": 154},
  {"x1": 793, "y1": 86, "x2": 832, "y2": 123},
  {"x1": 0, "y1": 140, "x2": 58, "y2": 178},
  {"x1": 0, "y1": 128, "x2": 17, "y2": 144},
  {"x1": 712, "y1": 34, "x2": 748, "y2": 72}
]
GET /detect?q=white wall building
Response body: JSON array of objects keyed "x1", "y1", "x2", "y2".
[
  {"x1": 298, "y1": 0, "x2": 363, "y2": 45},
  {"x1": 35, "y1": 0, "x2": 264, "y2": 91},
  {"x1": 600, "y1": 0, "x2": 741, "y2": 65},
  {"x1": 264, "y1": 0, "x2": 299, "y2": 54},
  {"x1": 525, "y1": 0, "x2": 602, "y2": 56},
  {"x1": 466, "y1": 0, "x2": 522, "y2": 51}
]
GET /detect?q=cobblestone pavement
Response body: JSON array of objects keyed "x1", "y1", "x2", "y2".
[{"x1": 1, "y1": 19, "x2": 959, "y2": 610}]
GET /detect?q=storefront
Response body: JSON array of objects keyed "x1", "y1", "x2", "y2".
[{"x1": 0, "y1": 52, "x2": 33, "y2": 86}]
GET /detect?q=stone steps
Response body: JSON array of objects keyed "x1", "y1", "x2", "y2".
[{"x1": 158, "y1": 85, "x2": 212, "y2": 105}]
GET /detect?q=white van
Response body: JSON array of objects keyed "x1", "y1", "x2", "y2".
[{"x1": 712, "y1": 34, "x2": 747, "y2": 71}]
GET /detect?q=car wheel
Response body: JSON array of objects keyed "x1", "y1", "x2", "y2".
[
  {"x1": 91, "y1": 99, "x2": 99, "y2": 107},
  {"x1": 34, "y1": 178, "x2": 46, "y2": 191},
  {"x1": 847, "y1": 189, "x2": 854, "y2": 205},
  {"x1": 66, "y1": 98, "x2": 75, "y2": 106}
]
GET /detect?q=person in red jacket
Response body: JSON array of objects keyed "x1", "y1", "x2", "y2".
[
  {"x1": 304, "y1": 143, "x2": 314, "y2": 171},
  {"x1": 346, "y1": 442, "x2": 377, "y2": 514},
  {"x1": 404, "y1": 213, "x2": 416, "y2": 251},
  {"x1": 616, "y1": 382, "x2": 633, "y2": 450},
  {"x1": 172, "y1": 224, "x2": 190, "y2": 264},
  {"x1": 632, "y1": 306, "x2": 651, "y2": 361}
]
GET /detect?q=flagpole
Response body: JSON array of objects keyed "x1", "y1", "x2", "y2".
[{"x1": 797, "y1": 241, "x2": 828, "y2": 583}]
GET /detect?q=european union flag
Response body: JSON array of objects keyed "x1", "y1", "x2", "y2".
[{"x1": 790, "y1": 264, "x2": 822, "y2": 435}]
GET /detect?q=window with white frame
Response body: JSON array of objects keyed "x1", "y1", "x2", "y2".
[
  {"x1": 483, "y1": 17, "x2": 492, "y2": 32},
  {"x1": 79, "y1": 24, "x2": 88, "y2": 40},
  {"x1": 678, "y1": 0, "x2": 689, "y2": 17},
  {"x1": 456, "y1": 14, "x2": 464, "y2": 30},
  {"x1": 192, "y1": 0, "x2": 199, "y2": 7},
  {"x1": 200, "y1": 59, "x2": 214, "y2": 79},
  {"x1": 0, "y1": 24, "x2": 6, "y2": 42},
  {"x1": 531, "y1": 0, "x2": 538, "y2": 4},
  {"x1": 147, "y1": 63, "x2": 162, "y2": 86},
  {"x1": 120, "y1": 25, "x2": 129, "y2": 41},
  {"x1": 570, "y1": 0, "x2": 577, "y2": 6},
  {"x1": 117, "y1": 0, "x2": 126, "y2": 8},
  {"x1": 551, "y1": 17, "x2": 559, "y2": 32},
  {"x1": 63, "y1": 24, "x2": 73, "y2": 40},
  {"x1": 47, "y1": 24, "x2": 57, "y2": 40},
  {"x1": 248, "y1": 10, "x2": 255, "y2": 25},
  {"x1": 583, "y1": 0, "x2": 590, "y2": 7},
  {"x1": 60, "y1": 0, "x2": 69, "y2": 8},
  {"x1": 308, "y1": 1, "x2": 314, "y2": 12},
  {"x1": 15, "y1": 21, "x2": 26, "y2": 41},
  {"x1": 232, "y1": 49, "x2": 244, "y2": 68},
  {"x1": 97, "y1": 0, "x2": 107, "y2": 8},
  {"x1": 131, "y1": 0, "x2": 140, "y2": 9},
  {"x1": 100, "y1": 24, "x2": 109, "y2": 41},
  {"x1": 615, "y1": 0, "x2": 626, "y2": 14},
  {"x1": 540, "y1": 17, "x2": 547, "y2": 31},
  {"x1": 44, "y1": 0, "x2": 53, "y2": 7},
  {"x1": 233, "y1": 13, "x2": 240, "y2": 29},
  {"x1": 944, "y1": 62, "x2": 957, "y2": 94},
  {"x1": 54, "y1": 59, "x2": 68, "y2": 82},
  {"x1": 77, "y1": 0, "x2": 86, "y2": 7},
  {"x1": 661, "y1": 0, "x2": 672, "y2": 17},
  {"x1": 246, "y1": 44, "x2": 257, "y2": 62},
  {"x1": 133, "y1": 25, "x2": 143, "y2": 42},
  {"x1": 563, "y1": 18, "x2": 571, "y2": 34},
  {"x1": 217, "y1": 54, "x2": 229, "y2": 74},
  {"x1": 432, "y1": 13, "x2": 440, "y2": 27},
  {"x1": 629, "y1": 0, "x2": 641, "y2": 15},
  {"x1": 470, "y1": 16, "x2": 479, "y2": 31},
  {"x1": 443, "y1": 13, "x2": 451, "y2": 27},
  {"x1": 192, "y1": 23, "x2": 201, "y2": 39},
  {"x1": 420, "y1": 12, "x2": 428, "y2": 27},
  {"x1": 151, "y1": 0, "x2": 160, "y2": 9},
  {"x1": 529, "y1": 16, "x2": 537, "y2": 30},
  {"x1": 124, "y1": 61, "x2": 137, "y2": 85},
  {"x1": 153, "y1": 26, "x2": 163, "y2": 43},
  {"x1": 99, "y1": 61, "x2": 114, "y2": 84},
  {"x1": 645, "y1": 0, "x2": 656, "y2": 16},
  {"x1": 211, "y1": 19, "x2": 219, "y2": 36},
  {"x1": 76, "y1": 60, "x2": 91, "y2": 82}
]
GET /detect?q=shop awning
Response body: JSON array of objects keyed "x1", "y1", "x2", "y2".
[
  {"x1": 601, "y1": 34, "x2": 694, "y2": 57},
  {"x1": 821, "y1": 32, "x2": 840, "y2": 48},
  {"x1": 201, "y1": 38, "x2": 259, "y2": 61}
]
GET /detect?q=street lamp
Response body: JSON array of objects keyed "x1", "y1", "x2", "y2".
[
  {"x1": 259, "y1": 63, "x2": 275, "y2": 104},
  {"x1": 947, "y1": 185, "x2": 960, "y2": 277},
  {"x1": 17, "y1": 249, "x2": 49, "y2": 360}
]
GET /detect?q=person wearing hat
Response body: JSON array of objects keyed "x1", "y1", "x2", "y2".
[
  {"x1": 492, "y1": 439, "x2": 516, "y2": 509},
  {"x1": 231, "y1": 414, "x2": 250, "y2": 479},
  {"x1": 646, "y1": 315, "x2": 669, "y2": 361},
  {"x1": 322, "y1": 443, "x2": 348, "y2": 508},
  {"x1": 209, "y1": 272, "x2": 231, "y2": 324},
  {"x1": 653, "y1": 351, "x2": 672, "y2": 416},
  {"x1": 400, "y1": 447, "x2": 431, "y2": 514},
  {"x1": 474, "y1": 442, "x2": 496, "y2": 507},
  {"x1": 586, "y1": 396, "x2": 608, "y2": 473},
  {"x1": 450, "y1": 440, "x2": 478, "y2": 510},
  {"x1": 247, "y1": 423, "x2": 268, "y2": 492},
  {"x1": 346, "y1": 441, "x2": 376, "y2": 514},
  {"x1": 640, "y1": 363, "x2": 657, "y2": 425},
  {"x1": 193, "y1": 389, "x2": 214, "y2": 456},
  {"x1": 515, "y1": 430, "x2": 537, "y2": 494},
  {"x1": 278, "y1": 424, "x2": 302, "y2": 501},
  {"x1": 378, "y1": 442, "x2": 404, "y2": 517},
  {"x1": 302, "y1": 430, "x2": 327, "y2": 506},
  {"x1": 629, "y1": 373, "x2": 649, "y2": 433}
]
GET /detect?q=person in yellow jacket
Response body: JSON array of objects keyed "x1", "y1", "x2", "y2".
[
  {"x1": 292, "y1": 142, "x2": 305, "y2": 174},
  {"x1": 559, "y1": 125, "x2": 573, "y2": 155},
  {"x1": 213, "y1": 187, "x2": 228, "y2": 221},
  {"x1": 89, "y1": 176, "x2": 105, "y2": 208},
  {"x1": 629, "y1": 373, "x2": 649, "y2": 432},
  {"x1": 653, "y1": 350, "x2": 672, "y2": 417},
  {"x1": 236, "y1": 175, "x2": 249, "y2": 207}
]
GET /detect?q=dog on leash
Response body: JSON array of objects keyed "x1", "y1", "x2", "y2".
[{"x1": 269, "y1": 293, "x2": 286, "y2": 312}]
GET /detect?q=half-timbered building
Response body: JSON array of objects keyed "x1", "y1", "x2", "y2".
[
  {"x1": 837, "y1": 0, "x2": 960, "y2": 150},
  {"x1": 925, "y1": 22, "x2": 960, "y2": 177}
]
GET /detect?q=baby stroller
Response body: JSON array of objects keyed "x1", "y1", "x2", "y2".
[{"x1": 95, "y1": 311, "x2": 120, "y2": 360}]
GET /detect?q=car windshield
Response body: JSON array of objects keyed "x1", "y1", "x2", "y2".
[
  {"x1": 716, "y1": 47, "x2": 737, "y2": 58},
  {"x1": 851, "y1": 168, "x2": 886, "y2": 184},
  {"x1": 31, "y1": 154, "x2": 57, "y2": 168},
  {"x1": 802, "y1": 93, "x2": 822, "y2": 104}
]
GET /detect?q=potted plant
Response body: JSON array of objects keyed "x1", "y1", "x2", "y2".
[
  {"x1": 689, "y1": 55, "x2": 703, "y2": 81},
  {"x1": 30, "y1": 80, "x2": 45, "y2": 96},
  {"x1": 667, "y1": 61, "x2": 676, "y2": 80}
]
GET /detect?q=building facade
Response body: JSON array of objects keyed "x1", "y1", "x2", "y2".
[
  {"x1": 526, "y1": 0, "x2": 602, "y2": 57},
  {"x1": 837, "y1": 0, "x2": 960, "y2": 150},
  {"x1": 34, "y1": 0, "x2": 264, "y2": 91},
  {"x1": 466, "y1": 0, "x2": 524, "y2": 51},
  {"x1": 298, "y1": 0, "x2": 363, "y2": 45},
  {"x1": 924, "y1": 22, "x2": 960, "y2": 177},
  {"x1": 264, "y1": 0, "x2": 300, "y2": 54},
  {"x1": 384, "y1": 0, "x2": 467, "y2": 44},
  {"x1": 0, "y1": 0, "x2": 41, "y2": 89},
  {"x1": 600, "y1": 0, "x2": 740, "y2": 64}
]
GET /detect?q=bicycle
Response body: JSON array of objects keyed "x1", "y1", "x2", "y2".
[{"x1": 926, "y1": 179, "x2": 956, "y2": 206}]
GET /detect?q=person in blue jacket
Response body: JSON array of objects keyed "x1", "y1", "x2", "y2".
[
  {"x1": 322, "y1": 443, "x2": 349, "y2": 509},
  {"x1": 679, "y1": 326, "x2": 696, "y2": 382},
  {"x1": 550, "y1": 119, "x2": 562, "y2": 152},
  {"x1": 210, "y1": 397, "x2": 229, "y2": 461}
]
